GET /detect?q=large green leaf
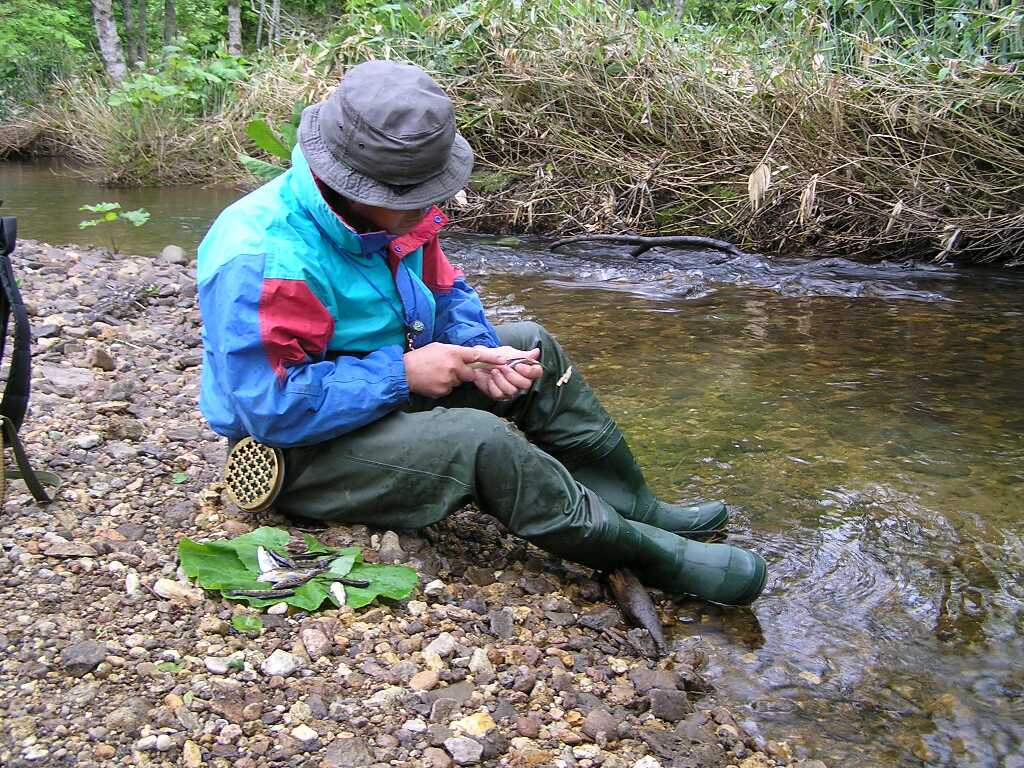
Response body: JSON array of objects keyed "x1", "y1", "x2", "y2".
[
  {"x1": 177, "y1": 528, "x2": 417, "y2": 611},
  {"x1": 239, "y1": 153, "x2": 286, "y2": 180},
  {"x1": 245, "y1": 119, "x2": 291, "y2": 160}
]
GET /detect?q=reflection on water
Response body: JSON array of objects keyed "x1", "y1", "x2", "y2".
[
  {"x1": 4, "y1": 158, "x2": 1023, "y2": 766},
  {"x1": 474, "y1": 275, "x2": 1024, "y2": 768},
  {"x1": 0, "y1": 159, "x2": 241, "y2": 254}
]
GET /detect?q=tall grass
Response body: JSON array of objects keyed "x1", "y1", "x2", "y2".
[{"x1": 5, "y1": 0, "x2": 1023, "y2": 264}]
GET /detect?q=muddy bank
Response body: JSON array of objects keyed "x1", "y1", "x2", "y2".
[{"x1": 0, "y1": 239, "x2": 820, "y2": 768}]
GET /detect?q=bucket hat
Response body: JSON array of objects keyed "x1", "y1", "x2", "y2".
[{"x1": 298, "y1": 60, "x2": 473, "y2": 211}]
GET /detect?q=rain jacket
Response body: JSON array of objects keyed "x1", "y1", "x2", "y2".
[{"x1": 197, "y1": 145, "x2": 500, "y2": 447}]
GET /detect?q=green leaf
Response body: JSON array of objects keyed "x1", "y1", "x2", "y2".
[
  {"x1": 231, "y1": 614, "x2": 263, "y2": 634},
  {"x1": 246, "y1": 119, "x2": 291, "y2": 160},
  {"x1": 343, "y1": 562, "x2": 419, "y2": 609},
  {"x1": 78, "y1": 219, "x2": 100, "y2": 229},
  {"x1": 239, "y1": 153, "x2": 286, "y2": 180},
  {"x1": 178, "y1": 528, "x2": 411, "y2": 611},
  {"x1": 79, "y1": 202, "x2": 120, "y2": 213},
  {"x1": 121, "y1": 208, "x2": 150, "y2": 227},
  {"x1": 279, "y1": 122, "x2": 297, "y2": 152},
  {"x1": 103, "y1": 211, "x2": 119, "y2": 222},
  {"x1": 171, "y1": 472, "x2": 189, "y2": 484},
  {"x1": 157, "y1": 661, "x2": 181, "y2": 673}
]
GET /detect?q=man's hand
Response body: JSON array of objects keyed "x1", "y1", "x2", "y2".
[
  {"x1": 404, "y1": 343, "x2": 509, "y2": 398},
  {"x1": 472, "y1": 346, "x2": 542, "y2": 401}
]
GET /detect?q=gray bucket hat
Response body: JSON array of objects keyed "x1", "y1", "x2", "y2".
[{"x1": 299, "y1": 60, "x2": 473, "y2": 211}]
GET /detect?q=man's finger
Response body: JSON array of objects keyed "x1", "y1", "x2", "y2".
[
  {"x1": 461, "y1": 345, "x2": 507, "y2": 366},
  {"x1": 490, "y1": 369, "x2": 519, "y2": 397},
  {"x1": 497, "y1": 366, "x2": 533, "y2": 390}
]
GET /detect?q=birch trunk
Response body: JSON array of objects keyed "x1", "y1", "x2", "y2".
[
  {"x1": 256, "y1": 0, "x2": 265, "y2": 48},
  {"x1": 163, "y1": 0, "x2": 176, "y2": 43},
  {"x1": 92, "y1": 0, "x2": 128, "y2": 81},
  {"x1": 270, "y1": 0, "x2": 280, "y2": 45},
  {"x1": 227, "y1": 0, "x2": 243, "y2": 55}
]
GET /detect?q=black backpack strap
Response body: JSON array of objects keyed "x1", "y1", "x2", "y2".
[
  {"x1": 0, "y1": 217, "x2": 32, "y2": 431},
  {"x1": 1, "y1": 415, "x2": 60, "y2": 503}
]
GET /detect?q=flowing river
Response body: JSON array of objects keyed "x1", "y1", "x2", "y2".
[{"x1": 3, "y1": 159, "x2": 1022, "y2": 767}]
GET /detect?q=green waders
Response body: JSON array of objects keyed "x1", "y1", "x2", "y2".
[{"x1": 275, "y1": 322, "x2": 766, "y2": 606}]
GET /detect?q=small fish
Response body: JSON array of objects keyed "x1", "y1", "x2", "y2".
[
  {"x1": 468, "y1": 357, "x2": 544, "y2": 372},
  {"x1": 325, "y1": 576, "x2": 370, "y2": 588},
  {"x1": 607, "y1": 568, "x2": 668, "y2": 657},
  {"x1": 257, "y1": 567, "x2": 325, "y2": 588},
  {"x1": 226, "y1": 588, "x2": 296, "y2": 598},
  {"x1": 256, "y1": 546, "x2": 278, "y2": 574}
]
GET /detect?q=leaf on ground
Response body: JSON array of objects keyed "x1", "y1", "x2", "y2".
[
  {"x1": 179, "y1": 528, "x2": 415, "y2": 611},
  {"x1": 231, "y1": 614, "x2": 263, "y2": 634}
]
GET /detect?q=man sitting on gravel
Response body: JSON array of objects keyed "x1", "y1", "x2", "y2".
[{"x1": 197, "y1": 60, "x2": 767, "y2": 606}]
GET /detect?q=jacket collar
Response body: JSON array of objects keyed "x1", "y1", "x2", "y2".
[{"x1": 288, "y1": 144, "x2": 394, "y2": 258}]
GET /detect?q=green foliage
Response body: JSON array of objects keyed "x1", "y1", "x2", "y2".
[
  {"x1": 78, "y1": 202, "x2": 150, "y2": 253},
  {"x1": 237, "y1": 99, "x2": 305, "y2": 180},
  {"x1": 177, "y1": 526, "x2": 419, "y2": 611},
  {"x1": 0, "y1": 0, "x2": 90, "y2": 116},
  {"x1": 108, "y1": 44, "x2": 248, "y2": 115}
]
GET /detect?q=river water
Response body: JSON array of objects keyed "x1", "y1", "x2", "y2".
[{"x1": 3, "y1": 160, "x2": 1023, "y2": 767}]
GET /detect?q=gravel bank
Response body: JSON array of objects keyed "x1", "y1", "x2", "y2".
[{"x1": 0, "y1": 240, "x2": 824, "y2": 768}]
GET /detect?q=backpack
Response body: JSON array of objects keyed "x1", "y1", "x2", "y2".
[{"x1": 0, "y1": 216, "x2": 60, "y2": 503}]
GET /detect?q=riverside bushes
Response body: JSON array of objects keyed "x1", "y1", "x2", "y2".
[{"x1": 5, "y1": 0, "x2": 1023, "y2": 265}]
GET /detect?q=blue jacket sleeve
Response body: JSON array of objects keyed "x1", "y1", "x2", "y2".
[
  {"x1": 200, "y1": 254, "x2": 409, "y2": 448},
  {"x1": 431, "y1": 276, "x2": 501, "y2": 348}
]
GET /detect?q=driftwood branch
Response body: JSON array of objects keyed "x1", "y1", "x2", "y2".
[{"x1": 550, "y1": 234, "x2": 743, "y2": 258}]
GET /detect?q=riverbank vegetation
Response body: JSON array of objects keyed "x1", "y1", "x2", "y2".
[{"x1": 2, "y1": 1, "x2": 1022, "y2": 264}]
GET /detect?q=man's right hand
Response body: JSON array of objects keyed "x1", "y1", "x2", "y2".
[{"x1": 403, "y1": 343, "x2": 508, "y2": 398}]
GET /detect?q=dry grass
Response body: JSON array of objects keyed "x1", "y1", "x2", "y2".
[{"x1": 4, "y1": 7, "x2": 1023, "y2": 265}]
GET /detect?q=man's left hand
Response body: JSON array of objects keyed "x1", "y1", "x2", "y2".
[{"x1": 473, "y1": 346, "x2": 543, "y2": 400}]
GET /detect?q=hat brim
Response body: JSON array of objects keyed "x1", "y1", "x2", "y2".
[{"x1": 298, "y1": 102, "x2": 473, "y2": 211}]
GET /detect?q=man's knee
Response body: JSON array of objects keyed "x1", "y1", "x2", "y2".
[{"x1": 496, "y1": 320, "x2": 553, "y2": 350}]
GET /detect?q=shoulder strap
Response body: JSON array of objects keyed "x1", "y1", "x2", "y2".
[{"x1": 0, "y1": 217, "x2": 32, "y2": 431}]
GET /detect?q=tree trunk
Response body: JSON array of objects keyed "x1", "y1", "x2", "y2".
[
  {"x1": 92, "y1": 0, "x2": 128, "y2": 81},
  {"x1": 163, "y1": 0, "x2": 176, "y2": 43},
  {"x1": 137, "y1": 0, "x2": 147, "y2": 61},
  {"x1": 227, "y1": 0, "x2": 242, "y2": 55},
  {"x1": 121, "y1": 0, "x2": 136, "y2": 64},
  {"x1": 270, "y1": 0, "x2": 280, "y2": 45},
  {"x1": 256, "y1": 0, "x2": 265, "y2": 48}
]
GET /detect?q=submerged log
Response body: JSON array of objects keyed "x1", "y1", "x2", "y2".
[
  {"x1": 550, "y1": 234, "x2": 744, "y2": 258},
  {"x1": 607, "y1": 568, "x2": 669, "y2": 657}
]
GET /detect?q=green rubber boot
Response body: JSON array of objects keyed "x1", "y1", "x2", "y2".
[
  {"x1": 543, "y1": 505, "x2": 767, "y2": 606},
  {"x1": 624, "y1": 518, "x2": 767, "y2": 606},
  {"x1": 572, "y1": 438, "x2": 729, "y2": 540}
]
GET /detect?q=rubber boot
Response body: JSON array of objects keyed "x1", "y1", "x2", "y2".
[
  {"x1": 572, "y1": 438, "x2": 729, "y2": 540},
  {"x1": 534, "y1": 500, "x2": 767, "y2": 606}
]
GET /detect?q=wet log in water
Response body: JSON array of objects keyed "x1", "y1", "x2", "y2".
[
  {"x1": 550, "y1": 234, "x2": 744, "y2": 258},
  {"x1": 607, "y1": 568, "x2": 669, "y2": 657}
]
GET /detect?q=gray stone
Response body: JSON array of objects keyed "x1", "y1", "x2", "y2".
[
  {"x1": 444, "y1": 736, "x2": 483, "y2": 765},
  {"x1": 422, "y1": 680, "x2": 474, "y2": 706},
  {"x1": 648, "y1": 688, "x2": 692, "y2": 722},
  {"x1": 74, "y1": 432, "x2": 102, "y2": 450},
  {"x1": 87, "y1": 346, "x2": 116, "y2": 371},
  {"x1": 629, "y1": 667, "x2": 679, "y2": 694},
  {"x1": 429, "y1": 698, "x2": 460, "y2": 723},
  {"x1": 488, "y1": 608, "x2": 514, "y2": 638},
  {"x1": 161, "y1": 245, "x2": 189, "y2": 265},
  {"x1": 260, "y1": 649, "x2": 298, "y2": 677},
  {"x1": 378, "y1": 530, "x2": 406, "y2": 563},
  {"x1": 582, "y1": 708, "x2": 619, "y2": 740},
  {"x1": 322, "y1": 736, "x2": 374, "y2": 768},
  {"x1": 300, "y1": 628, "x2": 331, "y2": 661},
  {"x1": 424, "y1": 632, "x2": 457, "y2": 658},
  {"x1": 60, "y1": 640, "x2": 107, "y2": 677}
]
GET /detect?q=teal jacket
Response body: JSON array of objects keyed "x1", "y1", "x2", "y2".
[{"x1": 197, "y1": 145, "x2": 500, "y2": 447}]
